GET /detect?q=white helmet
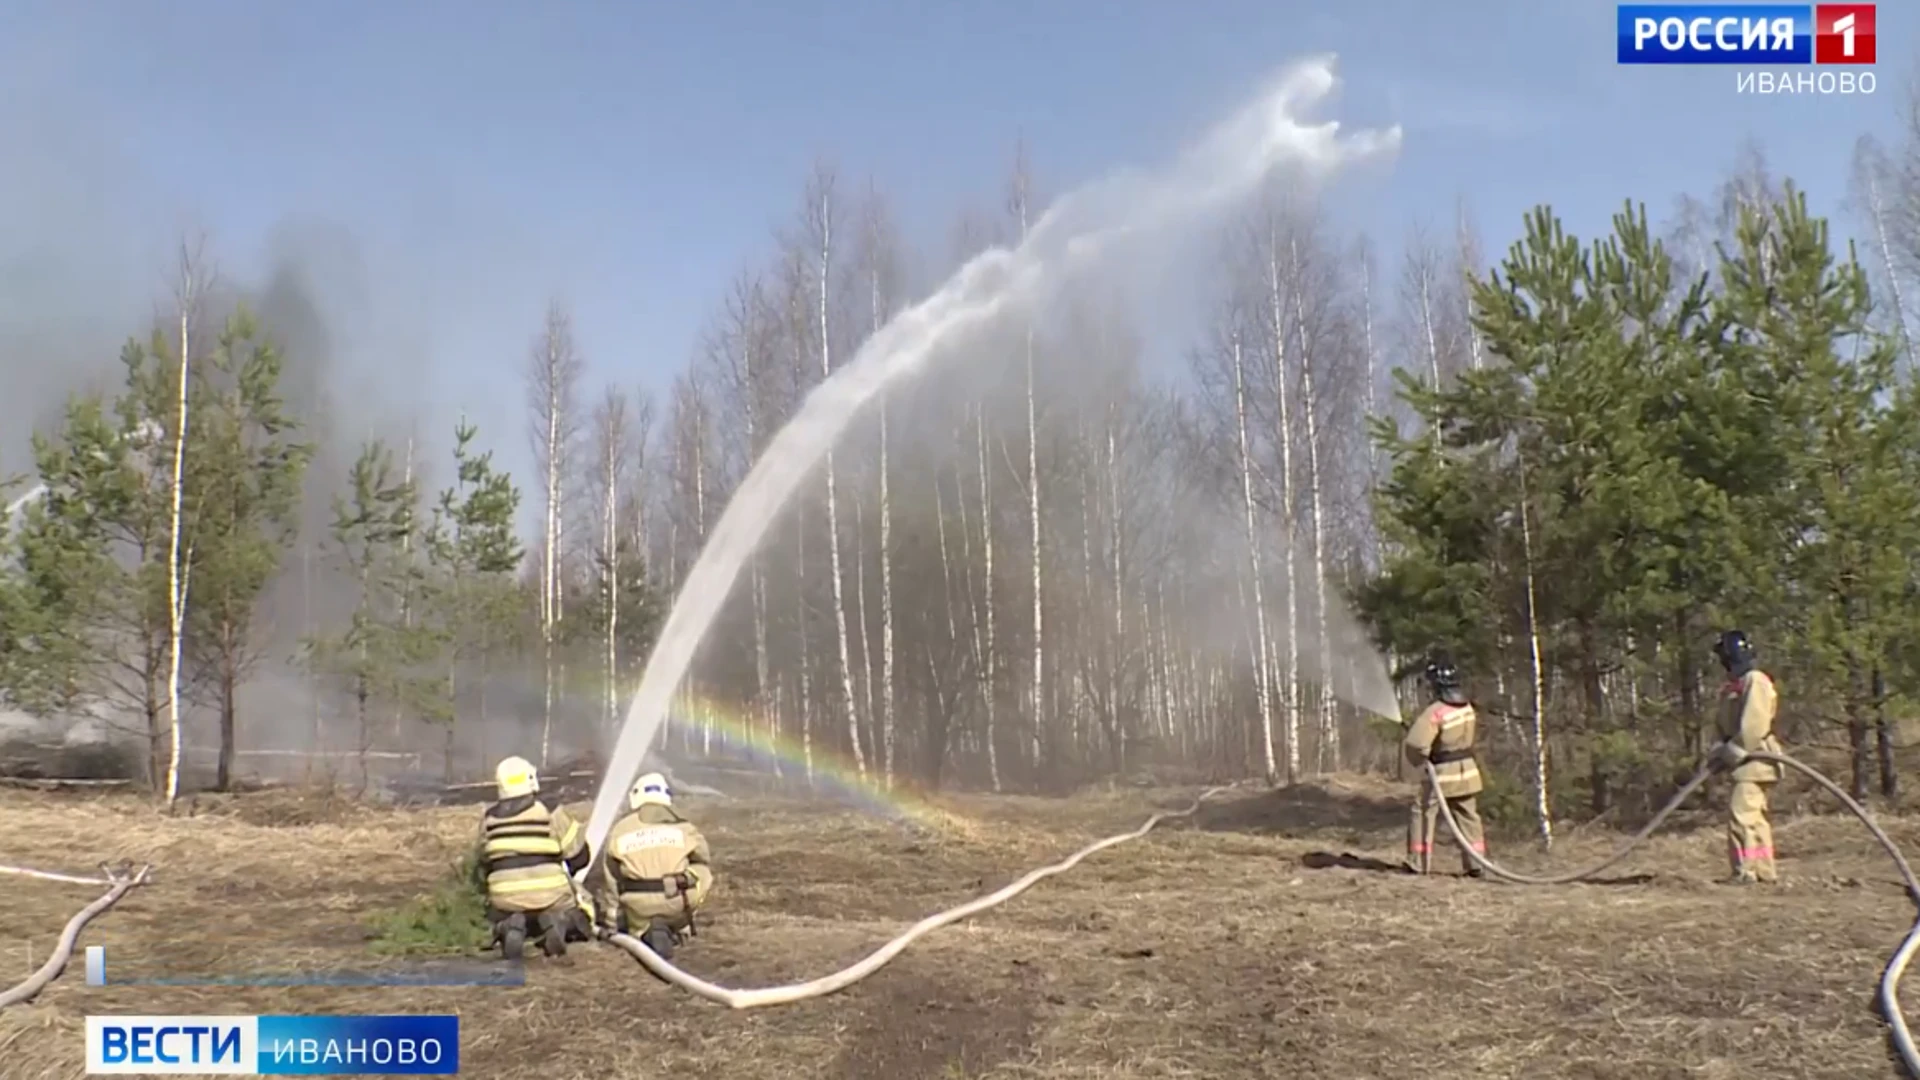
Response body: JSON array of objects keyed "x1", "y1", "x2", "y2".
[
  {"x1": 495, "y1": 756, "x2": 539, "y2": 800},
  {"x1": 629, "y1": 772, "x2": 672, "y2": 810}
]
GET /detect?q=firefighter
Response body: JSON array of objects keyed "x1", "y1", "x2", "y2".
[
  {"x1": 478, "y1": 756, "x2": 592, "y2": 959},
  {"x1": 599, "y1": 772, "x2": 714, "y2": 961},
  {"x1": 1403, "y1": 654, "x2": 1488, "y2": 877},
  {"x1": 1711, "y1": 630, "x2": 1781, "y2": 884}
]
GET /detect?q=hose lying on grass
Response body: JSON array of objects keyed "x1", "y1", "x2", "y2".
[
  {"x1": 0, "y1": 863, "x2": 121, "y2": 887},
  {"x1": 606, "y1": 782, "x2": 1244, "y2": 1008},
  {"x1": 0, "y1": 863, "x2": 152, "y2": 1009},
  {"x1": 1427, "y1": 748, "x2": 1920, "y2": 1079},
  {"x1": 607, "y1": 745, "x2": 1920, "y2": 1076}
]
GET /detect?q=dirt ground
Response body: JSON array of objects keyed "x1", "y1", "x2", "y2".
[{"x1": 3, "y1": 773, "x2": 1919, "y2": 1080}]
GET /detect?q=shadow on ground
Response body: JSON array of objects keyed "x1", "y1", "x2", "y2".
[
  {"x1": 1193, "y1": 780, "x2": 1405, "y2": 835},
  {"x1": 829, "y1": 967, "x2": 1037, "y2": 1079},
  {"x1": 1295, "y1": 849, "x2": 1656, "y2": 886},
  {"x1": 1299, "y1": 850, "x2": 1406, "y2": 873}
]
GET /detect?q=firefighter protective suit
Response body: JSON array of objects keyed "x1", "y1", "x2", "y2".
[
  {"x1": 600, "y1": 772, "x2": 713, "y2": 958},
  {"x1": 1715, "y1": 631, "x2": 1781, "y2": 884},
  {"x1": 478, "y1": 756, "x2": 592, "y2": 958},
  {"x1": 1404, "y1": 657, "x2": 1487, "y2": 875}
]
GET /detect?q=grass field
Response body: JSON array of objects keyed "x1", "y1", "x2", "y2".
[{"x1": 3, "y1": 772, "x2": 1917, "y2": 1079}]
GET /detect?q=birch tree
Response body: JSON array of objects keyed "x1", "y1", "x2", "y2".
[
  {"x1": 1286, "y1": 225, "x2": 1339, "y2": 770},
  {"x1": 1008, "y1": 142, "x2": 1047, "y2": 776},
  {"x1": 1257, "y1": 209, "x2": 1303, "y2": 781},
  {"x1": 856, "y1": 183, "x2": 904, "y2": 788},
  {"x1": 713, "y1": 272, "x2": 779, "y2": 755},
  {"x1": 1400, "y1": 226, "x2": 1449, "y2": 399},
  {"x1": 162, "y1": 243, "x2": 207, "y2": 804},
  {"x1": 1850, "y1": 136, "x2": 1916, "y2": 370},
  {"x1": 1226, "y1": 316, "x2": 1278, "y2": 779},
  {"x1": 592, "y1": 387, "x2": 631, "y2": 735},
  {"x1": 801, "y1": 165, "x2": 865, "y2": 776},
  {"x1": 526, "y1": 300, "x2": 583, "y2": 768}
]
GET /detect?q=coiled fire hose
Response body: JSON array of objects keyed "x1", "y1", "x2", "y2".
[
  {"x1": 606, "y1": 747, "x2": 1920, "y2": 1076},
  {"x1": 1427, "y1": 746, "x2": 1920, "y2": 1077}
]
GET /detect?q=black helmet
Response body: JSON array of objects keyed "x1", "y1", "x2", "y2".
[
  {"x1": 1424, "y1": 653, "x2": 1466, "y2": 703},
  {"x1": 1714, "y1": 629, "x2": 1756, "y2": 675}
]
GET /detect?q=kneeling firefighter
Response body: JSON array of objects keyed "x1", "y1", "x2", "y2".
[
  {"x1": 478, "y1": 756, "x2": 593, "y2": 959},
  {"x1": 599, "y1": 772, "x2": 714, "y2": 961},
  {"x1": 1404, "y1": 654, "x2": 1488, "y2": 876}
]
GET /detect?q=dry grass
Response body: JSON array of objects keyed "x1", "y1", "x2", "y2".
[{"x1": 3, "y1": 773, "x2": 1919, "y2": 1079}]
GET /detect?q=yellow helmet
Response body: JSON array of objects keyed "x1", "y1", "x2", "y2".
[
  {"x1": 629, "y1": 771, "x2": 672, "y2": 810},
  {"x1": 495, "y1": 756, "x2": 539, "y2": 799}
]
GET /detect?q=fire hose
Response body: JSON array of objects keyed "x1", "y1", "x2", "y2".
[
  {"x1": 609, "y1": 746, "x2": 1920, "y2": 1077},
  {"x1": 0, "y1": 863, "x2": 152, "y2": 1009},
  {"x1": 605, "y1": 781, "x2": 1245, "y2": 1007},
  {"x1": 1426, "y1": 746, "x2": 1920, "y2": 1077}
]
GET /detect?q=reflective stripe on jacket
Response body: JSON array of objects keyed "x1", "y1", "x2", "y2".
[
  {"x1": 1404, "y1": 701, "x2": 1483, "y2": 798},
  {"x1": 480, "y1": 797, "x2": 583, "y2": 907}
]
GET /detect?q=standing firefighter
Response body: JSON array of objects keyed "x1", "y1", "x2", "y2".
[
  {"x1": 1404, "y1": 655, "x2": 1488, "y2": 877},
  {"x1": 479, "y1": 756, "x2": 592, "y2": 959},
  {"x1": 1712, "y1": 630, "x2": 1781, "y2": 884},
  {"x1": 600, "y1": 772, "x2": 714, "y2": 961}
]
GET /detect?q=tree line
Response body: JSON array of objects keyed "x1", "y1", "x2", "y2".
[{"x1": 2, "y1": 97, "x2": 1917, "y2": 835}]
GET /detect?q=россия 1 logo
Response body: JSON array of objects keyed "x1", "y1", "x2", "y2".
[{"x1": 1615, "y1": 3, "x2": 1876, "y2": 95}]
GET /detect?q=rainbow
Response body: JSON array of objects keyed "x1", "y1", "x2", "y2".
[{"x1": 545, "y1": 668, "x2": 963, "y2": 829}]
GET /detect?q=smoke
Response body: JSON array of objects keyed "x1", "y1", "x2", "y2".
[{"x1": 0, "y1": 18, "x2": 486, "y2": 773}]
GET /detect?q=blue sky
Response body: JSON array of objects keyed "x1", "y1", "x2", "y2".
[{"x1": 0, "y1": 0, "x2": 1913, "y2": 504}]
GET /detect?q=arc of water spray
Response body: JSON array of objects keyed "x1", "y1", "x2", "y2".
[
  {"x1": 5, "y1": 484, "x2": 48, "y2": 520},
  {"x1": 4, "y1": 420, "x2": 162, "y2": 523},
  {"x1": 587, "y1": 55, "x2": 1400, "y2": 851}
]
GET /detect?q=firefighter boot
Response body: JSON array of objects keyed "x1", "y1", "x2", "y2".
[
  {"x1": 540, "y1": 912, "x2": 568, "y2": 958},
  {"x1": 642, "y1": 917, "x2": 677, "y2": 961},
  {"x1": 498, "y1": 913, "x2": 527, "y2": 962}
]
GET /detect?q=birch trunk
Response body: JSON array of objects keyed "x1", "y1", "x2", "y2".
[
  {"x1": 1077, "y1": 428, "x2": 1095, "y2": 758},
  {"x1": 878, "y1": 398, "x2": 897, "y2": 788},
  {"x1": 1289, "y1": 236, "x2": 1337, "y2": 771},
  {"x1": 974, "y1": 408, "x2": 1001, "y2": 790},
  {"x1": 737, "y1": 291, "x2": 776, "y2": 765},
  {"x1": 1457, "y1": 200, "x2": 1485, "y2": 371},
  {"x1": 815, "y1": 196, "x2": 864, "y2": 777},
  {"x1": 693, "y1": 394, "x2": 710, "y2": 757},
  {"x1": 935, "y1": 471, "x2": 962, "y2": 652},
  {"x1": 529, "y1": 307, "x2": 580, "y2": 771},
  {"x1": 1025, "y1": 331, "x2": 1045, "y2": 776},
  {"x1": 1860, "y1": 150, "x2": 1916, "y2": 371},
  {"x1": 1106, "y1": 405, "x2": 1124, "y2": 773},
  {"x1": 1231, "y1": 329, "x2": 1279, "y2": 780},
  {"x1": 1358, "y1": 241, "x2": 1383, "y2": 571},
  {"x1": 1006, "y1": 149, "x2": 1046, "y2": 783},
  {"x1": 796, "y1": 500, "x2": 814, "y2": 785},
  {"x1": 162, "y1": 272, "x2": 195, "y2": 806},
  {"x1": 1265, "y1": 223, "x2": 1301, "y2": 783},
  {"x1": 598, "y1": 394, "x2": 626, "y2": 744},
  {"x1": 864, "y1": 239, "x2": 899, "y2": 789},
  {"x1": 852, "y1": 497, "x2": 876, "y2": 766},
  {"x1": 543, "y1": 391, "x2": 559, "y2": 768},
  {"x1": 1518, "y1": 464, "x2": 1553, "y2": 849}
]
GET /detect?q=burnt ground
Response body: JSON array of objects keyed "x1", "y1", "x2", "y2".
[{"x1": 3, "y1": 772, "x2": 1919, "y2": 1079}]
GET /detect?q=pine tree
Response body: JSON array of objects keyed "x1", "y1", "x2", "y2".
[
  {"x1": 187, "y1": 310, "x2": 312, "y2": 790},
  {"x1": 421, "y1": 420, "x2": 524, "y2": 782},
  {"x1": 1712, "y1": 188, "x2": 1917, "y2": 797},
  {"x1": 10, "y1": 337, "x2": 214, "y2": 787},
  {"x1": 308, "y1": 441, "x2": 429, "y2": 791}
]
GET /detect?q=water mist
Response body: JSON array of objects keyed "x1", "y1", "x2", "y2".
[{"x1": 587, "y1": 56, "x2": 1402, "y2": 853}]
